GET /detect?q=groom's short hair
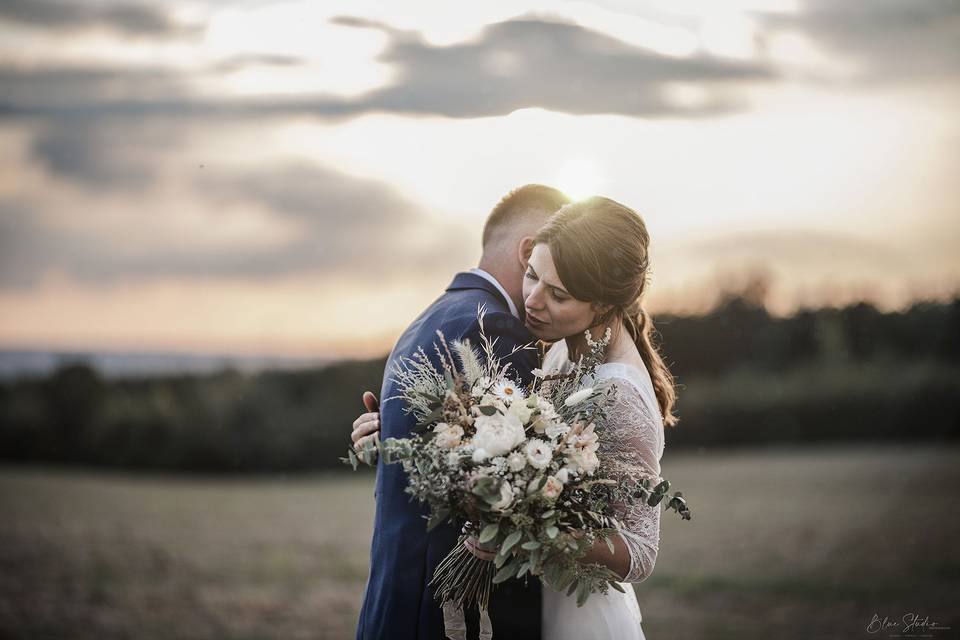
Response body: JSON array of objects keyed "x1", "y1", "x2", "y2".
[{"x1": 482, "y1": 184, "x2": 570, "y2": 249}]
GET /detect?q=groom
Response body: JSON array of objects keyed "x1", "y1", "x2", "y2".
[{"x1": 355, "y1": 185, "x2": 571, "y2": 640}]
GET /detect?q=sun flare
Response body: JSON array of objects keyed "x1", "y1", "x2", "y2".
[{"x1": 555, "y1": 157, "x2": 604, "y2": 201}]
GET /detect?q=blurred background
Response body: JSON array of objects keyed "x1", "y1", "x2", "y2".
[{"x1": 1, "y1": 0, "x2": 958, "y2": 638}]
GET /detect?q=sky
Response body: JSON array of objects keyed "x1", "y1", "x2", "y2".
[{"x1": 0, "y1": 0, "x2": 958, "y2": 359}]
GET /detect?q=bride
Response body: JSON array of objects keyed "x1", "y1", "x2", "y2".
[{"x1": 353, "y1": 196, "x2": 678, "y2": 640}]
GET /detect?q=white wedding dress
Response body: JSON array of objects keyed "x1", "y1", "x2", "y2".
[{"x1": 540, "y1": 341, "x2": 665, "y2": 640}]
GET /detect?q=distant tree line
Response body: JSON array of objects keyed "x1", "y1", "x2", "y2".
[{"x1": 1, "y1": 296, "x2": 958, "y2": 473}]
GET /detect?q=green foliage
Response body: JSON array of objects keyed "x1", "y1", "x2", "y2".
[{"x1": 1, "y1": 296, "x2": 958, "y2": 472}]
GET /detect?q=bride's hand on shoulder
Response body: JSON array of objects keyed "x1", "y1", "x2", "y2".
[{"x1": 351, "y1": 391, "x2": 381, "y2": 452}]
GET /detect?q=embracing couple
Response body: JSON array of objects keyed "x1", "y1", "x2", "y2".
[{"x1": 350, "y1": 185, "x2": 678, "y2": 640}]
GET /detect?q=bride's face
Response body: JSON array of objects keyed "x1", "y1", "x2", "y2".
[{"x1": 522, "y1": 243, "x2": 596, "y2": 341}]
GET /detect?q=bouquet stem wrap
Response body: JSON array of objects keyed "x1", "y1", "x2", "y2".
[{"x1": 430, "y1": 532, "x2": 497, "y2": 611}]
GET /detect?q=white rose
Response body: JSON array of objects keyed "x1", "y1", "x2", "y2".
[
  {"x1": 524, "y1": 438, "x2": 553, "y2": 470},
  {"x1": 472, "y1": 448, "x2": 491, "y2": 463},
  {"x1": 541, "y1": 475, "x2": 563, "y2": 500},
  {"x1": 490, "y1": 480, "x2": 514, "y2": 512},
  {"x1": 472, "y1": 412, "x2": 526, "y2": 457},
  {"x1": 507, "y1": 451, "x2": 527, "y2": 472},
  {"x1": 564, "y1": 387, "x2": 595, "y2": 407}
]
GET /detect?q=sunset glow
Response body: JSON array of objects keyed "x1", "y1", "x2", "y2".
[{"x1": 0, "y1": 0, "x2": 957, "y2": 359}]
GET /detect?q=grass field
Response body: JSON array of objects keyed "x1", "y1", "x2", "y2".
[{"x1": 1, "y1": 443, "x2": 958, "y2": 639}]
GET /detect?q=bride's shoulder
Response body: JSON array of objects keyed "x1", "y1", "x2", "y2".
[{"x1": 596, "y1": 359, "x2": 661, "y2": 419}]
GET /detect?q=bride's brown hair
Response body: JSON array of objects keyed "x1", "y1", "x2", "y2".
[{"x1": 534, "y1": 196, "x2": 678, "y2": 427}]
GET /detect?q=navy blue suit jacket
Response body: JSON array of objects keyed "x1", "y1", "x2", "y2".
[{"x1": 356, "y1": 272, "x2": 542, "y2": 640}]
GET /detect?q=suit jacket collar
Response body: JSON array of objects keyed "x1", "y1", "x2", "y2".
[{"x1": 446, "y1": 271, "x2": 524, "y2": 321}]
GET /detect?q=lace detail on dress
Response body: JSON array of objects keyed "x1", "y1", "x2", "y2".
[
  {"x1": 541, "y1": 342, "x2": 665, "y2": 584},
  {"x1": 608, "y1": 378, "x2": 663, "y2": 582},
  {"x1": 598, "y1": 375, "x2": 664, "y2": 583}
]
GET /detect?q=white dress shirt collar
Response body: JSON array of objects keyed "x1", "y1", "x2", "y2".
[{"x1": 469, "y1": 268, "x2": 520, "y2": 319}]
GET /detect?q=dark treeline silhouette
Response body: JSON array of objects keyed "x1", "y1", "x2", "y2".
[{"x1": 1, "y1": 296, "x2": 958, "y2": 473}]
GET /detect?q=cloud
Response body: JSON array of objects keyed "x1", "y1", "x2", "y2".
[
  {"x1": 757, "y1": 0, "x2": 960, "y2": 82},
  {"x1": 332, "y1": 17, "x2": 774, "y2": 118},
  {"x1": 0, "y1": 161, "x2": 465, "y2": 288},
  {"x1": 0, "y1": 0, "x2": 202, "y2": 37},
  {"x1": 210, "y1": 54, "x2": 305, "y2": 74},
  {"x1": 0, "y1": 17, "x2": 775, "y2": 121},
  {"x1": 27, "y1": 116, "x2": 185, "y2": 189},
  {"x1": 0, "y1": 65, "x2": 194, "y2": 117}
]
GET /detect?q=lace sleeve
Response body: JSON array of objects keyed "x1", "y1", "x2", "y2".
[{"x1": 602, "y1": 377, "x2": 665, "y2": 584}]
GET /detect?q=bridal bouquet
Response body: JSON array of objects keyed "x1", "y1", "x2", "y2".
[{"x1": 343, "y1": 308, "x2": 690, "y2": 610}]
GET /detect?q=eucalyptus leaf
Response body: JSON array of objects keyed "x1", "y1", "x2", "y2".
[
  {"x1": 479, "y1": 523, "x2": 499, "y2": 544},
  {"x1": 501, "y1": 530, "x2": 523, "y2": 555},
  {"x1": 493, "y1": 562, "x2": 518, "y2": 584},
  {"x1": 576, "y1": 581, "x2": 590, "y2": 607}
]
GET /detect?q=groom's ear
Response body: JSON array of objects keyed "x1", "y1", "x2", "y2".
[{"x1": 518, "y1": 236, "x2": 535, "y2": 267}]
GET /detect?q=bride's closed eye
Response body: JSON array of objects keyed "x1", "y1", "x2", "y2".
[{"x1": 526, "y1": 269, "x2": 569, "y2": 302}]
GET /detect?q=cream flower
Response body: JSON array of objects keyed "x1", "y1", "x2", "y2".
[
  {"x1": 541, "y1": 475, "x2": 563, "y2": 500},
  {"x1": 524, "y1": 438, "x2": 553, "y2": 470},
  {"x1": 568, "y1": 448, "x2": 600, "y2": 475},
  {"x1": 492, "y1": 380, "x2": 524, "y2": 404},
  {"x1": 563, "y1": 422, "x2": 600, "y2": 475},
  {"x1": 433, "y1": 423, "x2": 464, "y2": 449},
  {"x1": 507, "y1": 451, "x2": 527, "y2": 472},
  {"x1": 507, "y1": 397, "x2": 533, "y2": 424},
  {"x1": 544, "y1": 421, "x2": 570, "y2": 440},
  {"x1": 472, "y1": 412, "x2": 525, "y2": 457}
]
